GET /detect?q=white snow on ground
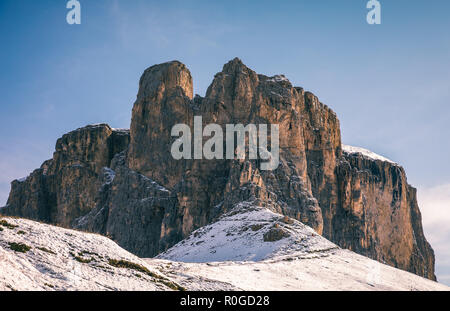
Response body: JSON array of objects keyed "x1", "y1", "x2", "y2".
[
  {"x1": 1, "y1": 204, "x2": 449, "y2": 291},
  {"x1": 158, "y1": 201, "x2": 336, "y2": 263},
  {"x1": 153, "y1": 249, "x2": 449, "y2": 291},
  {"x1": 156, "y1": 202, "x2": 449, "y2": 291},
  {"x1": 342, "y1": 144, "x2": 396, "y2": 164},
  {"x1": 267, "y1": 75, "x2": 290, "y2": 83},
  {"x1": 0, "y1": 217, "x2": 183, "y2": 291},
  {"x1": 112, "y1": 128, "x2": 130, "y2": 133}
]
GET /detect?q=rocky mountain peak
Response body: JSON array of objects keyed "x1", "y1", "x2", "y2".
[
  {"x1": 1, "y1": 58, "x2": 436, "y2": 281},
  {"x1": 221, "y1": 57, "x2": 251, "y2": 74},
  {"x1": 137, "y1": 60, "x2": 193, "y2": 102}
]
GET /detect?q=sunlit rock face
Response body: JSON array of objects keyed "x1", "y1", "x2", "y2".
[{"x1": 1, "y1": 58, "x2": 435, "y2": 280}]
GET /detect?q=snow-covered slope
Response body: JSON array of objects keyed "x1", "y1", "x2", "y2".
[
  {"x1": 153, "y1": 249, "x2": 449, "y2": 291},
  {"x1": 0, "y1": 217, "x2": 184, "y2": 291},
  {"x1": 157, "y1": 201, "x2": 337, "y2": 262},
  {"x1": 342, "y1": 144, "x2": 396, "y2": 164},
  {"x1": 156, "y1": 202, "x2": 449, "y2": 291},
  {"x1": 1, "y1": 209, "x2": 449, "y2": 291}
]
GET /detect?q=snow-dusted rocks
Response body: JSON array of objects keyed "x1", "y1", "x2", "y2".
[
  {"x1": 0, "y1": 217, "x2": 183, "y2": 291},
  {"x1": 342, "y1": 144, "x2": 396, "y2": 164},
  {"x1": 158, "y1": 202, "x2": 336, "y2": 262},
  {"x1": 156, "y1": 204, "x2": 448, "y2": 290},
  {"x1": 1, "y1": 214, "x2": 448, "y2": 291}
]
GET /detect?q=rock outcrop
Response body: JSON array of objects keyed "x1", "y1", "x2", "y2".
[
  {"x1": 2, "y1": 124, "x2": 129, "y2": 227},
  {"x1": 1, "y1": 58, "x2": 436, "y2": 280}
]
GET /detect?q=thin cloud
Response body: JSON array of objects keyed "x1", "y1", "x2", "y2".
[
  {"x1": 418, "y1": 184, "x2": 450, "y2": 285},
  {"x1": 108, "y1": 1, "x2": 237, "y2": 53}
]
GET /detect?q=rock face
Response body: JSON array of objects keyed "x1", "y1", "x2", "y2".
[
  {"x1": 2, "y1": 124, "x2": 130, "y2": 227},
  {"x1": 334, "y1": 147, "x2": 435, "y2": 280},
  {"x1": 1, "y1": 58, "x2": 436, "y2": 280}
]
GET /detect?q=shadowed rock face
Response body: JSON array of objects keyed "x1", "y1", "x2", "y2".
[{"x1": 1, "y1": 58, "x2": 436, "y2": 280}]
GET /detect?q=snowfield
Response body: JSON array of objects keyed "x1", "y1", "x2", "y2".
[
  {"x1": 156, "y1": 203, "x2": 449, "y2": 291},
  {"x1": 1, "y1": 204, "x2": 449, "y2": 291},
  {"x1": 0, "y1": 217, "x2": 183, "y2": 291}
]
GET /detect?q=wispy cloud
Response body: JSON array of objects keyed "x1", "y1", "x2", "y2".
[
  {"x1": 108, "y1": 0, "x2": 237, "y2": 54},
  {"x1": 418, "y1": 184, "x2": 450, "y2": 229}
]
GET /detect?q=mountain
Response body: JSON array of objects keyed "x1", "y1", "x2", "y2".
[
  {"x1": 1, "y1": 214, "x2": 447, "y2": 291},
  {"x1": 0, "y1": 58, "x2": 436, "y2": 280}
]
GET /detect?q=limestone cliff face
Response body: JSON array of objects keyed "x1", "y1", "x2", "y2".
[
  {"x1": 2, "y1": 124, "x2": 130, "y2": 227},
  {"x1": 334, "y1": 151, "x2": 436, "y2": 280},
  {"x1": 301, "y1": 91, "x2": 342, "y2": 239},
  {"x1": 1, "y1": 58, "x2": 436, "y2": 280},
  {"x1": 128, "y1": 61, "x2": 194, "y2": 187}
]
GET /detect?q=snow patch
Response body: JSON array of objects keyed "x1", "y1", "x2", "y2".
[
  {"x1": 267, "y1": 75, "x2": 290, "y2": 83},
  {"x1": 102, "y1": 167, "x2": 116, "y2": 185},
  {"x1": 112, "y1": 128, "x2": 130, "y2": 133},
  {"x1": 0, "y1": 217, "x2": 181, "y2": 291},
  {"x1": 342, "y1": 144, "x2": 396, "y2": 164}
]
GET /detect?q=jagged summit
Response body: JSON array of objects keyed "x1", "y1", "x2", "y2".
[
  {"x1": 1, "y1": 58, "x2": 436, "y2": 280},
  {"x1": 137, "y1": 60, "x2": 193, "y2": 101},
  {"x1": 221, "y1": 57, "x2": 252, "y2": 74}
]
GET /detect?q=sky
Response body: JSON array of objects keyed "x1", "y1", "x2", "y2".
[{"x1": 0, "y1": 0, "x2": 449, "y2": 284}]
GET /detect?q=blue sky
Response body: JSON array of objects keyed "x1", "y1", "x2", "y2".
[{"x1": 0, "y1": 0, "x2": 449, "y2": 284}]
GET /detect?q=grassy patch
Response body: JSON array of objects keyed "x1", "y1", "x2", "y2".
[
  {"x1": 108, "y1": 259, "x2": 185, "y2": 291},
  {"x1": 16, "y1": 230, "x2": 26, "y2": 235},
  {"x1": 0, "y1": 220, "x2": 18, "y2": 229},
  {"x1": 70, "y1": 252, "x2": 93, "y2": 263},
  {"x1": 159, "y1": 280, "x2": 186, "y2": 291},
  {"x1": 8, "y1": 242, "x2": 31, "y2": 253},
  {"x1": 74, "y1": 256, "x2": 93, "y2": 263},
  {"x1": 108, "y1": 259, "x2": 155, "y2": 275},
  {"x1": 250, "y1": 224, "x2": 264, "y2": 231},
  {"x1": 37, "y1": 247, "x2": 56, "y2": 255},
  {"x1": 44, "y1": 283, "x2": 55, "y2": 289},
  {"x1": 78, "y1": 250, "x2": 101, "y2": 258}
]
